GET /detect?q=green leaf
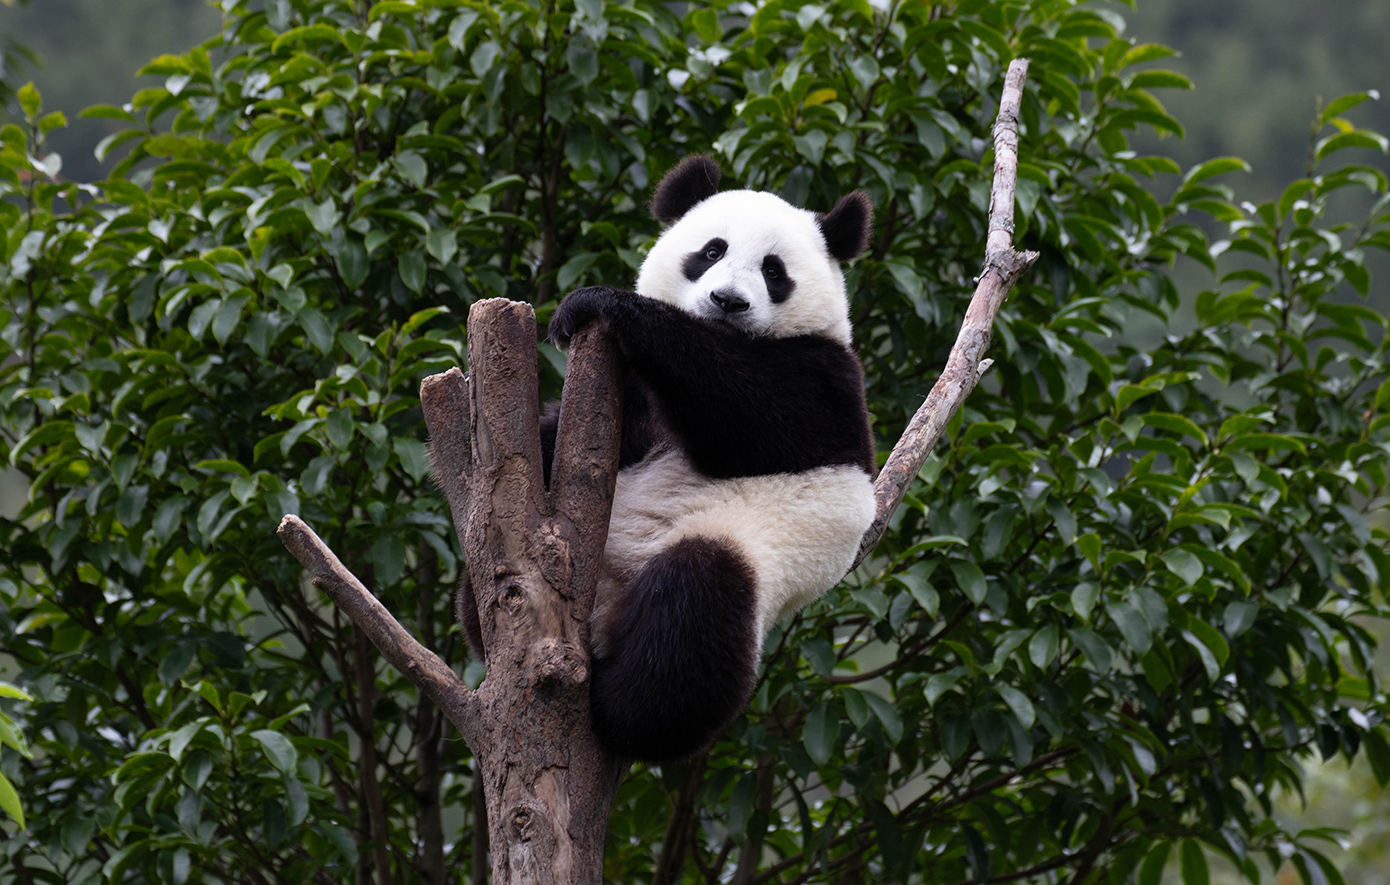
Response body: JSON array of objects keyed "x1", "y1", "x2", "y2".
[
  {"x1": 394, "y1": 438, "x2": 430, "y2": 482},
  {"x1": 995, "y1": 685, "x2": 1035, "y2": 730},
  {"x1": 1117, "y1": 43, "x2": 1176, "y2": 69},
  {"x1": 1076, "y1": 533, "x2": 1101, "y2": 571},
  {"x1": 393, "y1": 152, "x2": 428, "y2": 189},
  {"x1": 251, "y1": 729, "x2": 298, "y2": 774},
  {"x1": 1071, "y1": 582, "x2": 1099, "y2": 622},
  {"x1": 1181, "y1": 630, "x2": 1222, "y2": 682},
  {"x1": 1162, "y1": 548, "x2": 1203, "y2": 586},
  {"x1": 1225, "y1": 433, "x2": 1306, "y2": 454},
  {"x1": 0, "y1": 717, "x2": 27, "y2": 758},
  {"x1": 167, "y1": 721, "x2": 204, "y2": 763},
  {"x1": 1182, "y1": 156, "x2": 1250, "y2": 186},
  {"x1": 566, "y1": 39, "x2": 598, "y2": 87},
  {"x1": 1107, "y1": 601, "x2": 1152, "y2": 656},
  {"x1": 399, "y1": 251, "x2": 426, "y2": 294},
  {"x1": 212, "y1": 295, "x2": 248, "y2": 345},
  {"x1": 158, "y1": 640, "x2": 195, "y2": 684},
  {"x1": 1321, "y1": 92, "x2": 1377, "y2": 125},
  {"x1": 1189, "y1": 546, "x2": 1251, "y2": 594},
  {"x1": 334, "y1": 237, "x2": 369, "y2": 289},
  {"x1": 0, "y1": 683, "x2": 33, "y2": 702},
  {"x1": 371, "y1": 535, "x2": 406, "y2": 585},
  {"x1": 1069, "y1": 628, "x2": 1112, "y2": 672},
  {"x1": 271, "y1": 23, "x2": 342, "y2": 51},
  {"x1": 1316, "y1": 130, "x2": 1389, "y2": 161},
  {"x1": 1364, "y1": 729, "x2": 1390, "y2": 787},
  {"x1": 843, "y1": 688, "x2": 870, "y2": 729},
  {"x1": 1028, "y1": 626, "x2": 1058, "y2": 669},
  {"x1": 688, "y1": 7, "x2": 721, "y2": 42},
  {"x1": 38, "y1": 111, "x2": 67, "y2": 135},
  {"x1": 863, "y1": 691, "x2": 904, "y2": 743},
  {"x1": 80, "y1": 104, "x2": 139, "y2": 123},
  {"x1": 1179, "y1": 840, "x2": 1209, "y2": 885},
  {"x1": 1129, "y1": 70, "x2": 1192, "y2": 90},
  {"x1": 326, "y1": 409, "x2": 353, "y2": 449},
  {"x1": 17, "y1": 82, "x2": 40, "y2": 120},
  {"x1": 425, "y1": 228, "x2": 457, "y2": 265},
  {"x1": 1143, "y1": 412, "x2": 1208, "y2": 446},
  {"x1": 305, "y1": 198, "x2": 339, "y2": 236},
  {"x1": 1186, "y1": 620, "x2": 1230, "y2": 669},
  {"x1": 925, "y1": 669, "x2": 965, "y2": 706},
  {"x1": 0, "y1": 771, "x2": 24, "y2": 829},
  {"x1": 949, "y1": 560, "x2": 987, "y2": 605},
  {"x1": 1223, "y1": 600, "x2": 1258, "y2": 637},
  {"x1": 803, "y1": 703, "x2": 837, "y2": 766},
  {"x1": 195, "y1": 459, "x2": 251, "y2": 479},
  {"x1": 1138, "y1": 842, "x2": 1172, "y2": 885}
]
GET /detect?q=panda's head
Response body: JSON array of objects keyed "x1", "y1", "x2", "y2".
[{"x1": 634, "y1": 155, "x2": 872, "y2": 345}]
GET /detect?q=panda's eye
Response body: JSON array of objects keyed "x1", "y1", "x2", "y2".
[
  {"x1": 763, "y1": 265, "x2": 778, "y2": 279},
  {"x1": 705, "y1": 246, "x2": 722, "y2": 260}
]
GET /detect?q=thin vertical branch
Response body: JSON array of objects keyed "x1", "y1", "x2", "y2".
[{"x1": 855, "y1": 58, "x2": 1038, "y2": 565}]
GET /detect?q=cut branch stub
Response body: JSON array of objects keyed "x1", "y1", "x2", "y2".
[
  {"x1": 549, "y1": 320, "x2": 623, "y2": 623},
  {"x1": 421, "y1": 367, "x2": 471, "y2": 532}
]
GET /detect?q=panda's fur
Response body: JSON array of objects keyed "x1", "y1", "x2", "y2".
[{"x1": 472, "y1": 156, "x2": 876, "y2": 762}]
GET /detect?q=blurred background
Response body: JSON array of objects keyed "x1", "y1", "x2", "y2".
[{"x1": 1, "y1": 0, "x2": 1388, "y2": 881}]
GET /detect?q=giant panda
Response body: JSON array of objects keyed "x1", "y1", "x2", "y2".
[{"x1": 467, "y1": 155, "x2": 877, "y2": 762}]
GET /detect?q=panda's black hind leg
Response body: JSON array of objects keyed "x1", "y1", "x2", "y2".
[{"x1": 589, "y1": 536, "x2": 759, "y2": 762}]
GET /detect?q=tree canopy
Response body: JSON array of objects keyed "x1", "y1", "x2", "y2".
[{"x1": 2, "y1": 1, "x2": 1390, "y2": 883}]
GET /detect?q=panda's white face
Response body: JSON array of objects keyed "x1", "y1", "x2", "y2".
[{"x1": 634, "y1": 190, "x2": 853, "y2": 345}]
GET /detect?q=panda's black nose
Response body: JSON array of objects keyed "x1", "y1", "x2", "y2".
[{"x1": 710, "y1": 290, "x2": 750, "y2": 313}]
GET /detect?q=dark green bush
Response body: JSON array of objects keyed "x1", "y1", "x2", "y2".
[{"x1": 2, "y1": 1, "x2": 1389, "y2": 883}]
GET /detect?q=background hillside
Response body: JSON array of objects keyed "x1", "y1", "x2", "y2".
[
  {"x1": 4, "y1": 0, "x2": 1388, "y2": 192},
  {"x1": 1127, "y1": 0, "x2": 1390, "y2": 201},
  {"x1": 0, "y1": 0, "x2": 220, "y2": 183}
]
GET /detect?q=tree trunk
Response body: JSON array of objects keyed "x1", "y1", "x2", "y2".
[{"x1": 423, "y1": 300, "x2": 628, "y2": 884}]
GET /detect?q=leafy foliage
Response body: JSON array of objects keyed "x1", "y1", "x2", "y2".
[{"x1": 1, "y1": 1, "x2": 1389, "y2": 884}]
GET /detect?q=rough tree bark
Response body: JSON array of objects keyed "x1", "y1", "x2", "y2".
[{"x1": 277, "y1": 58, "x2": 1037, "y2": 885}]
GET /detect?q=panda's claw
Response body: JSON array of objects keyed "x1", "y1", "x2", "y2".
[{"x1": 550, "y1": 286, "x2": 615, "y2": 349}]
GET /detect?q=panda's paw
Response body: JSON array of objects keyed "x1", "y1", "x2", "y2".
[{"x1": 549, "y1": 286, "x2": 617, "y2": 349}]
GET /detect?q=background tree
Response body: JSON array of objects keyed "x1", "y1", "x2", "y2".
[{"x1": 2, "y1": 2, "x2": 1390, "y2": 885}]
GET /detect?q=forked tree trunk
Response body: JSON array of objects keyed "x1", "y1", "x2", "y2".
[
  {"x1": 424, "y1": 303, "x2": 626, "y2": 883},
  {"x1": 276, "y1": 58, "x2": 1038, "y2": 885}
]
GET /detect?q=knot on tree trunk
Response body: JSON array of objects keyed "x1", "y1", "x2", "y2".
[{"x1": 533, "y1": 638, "x2": 588, "y2": 688}]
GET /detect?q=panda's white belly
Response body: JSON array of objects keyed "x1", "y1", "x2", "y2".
[{"x1": 598, "y1": 448, "x2": 875, "y2": 640}]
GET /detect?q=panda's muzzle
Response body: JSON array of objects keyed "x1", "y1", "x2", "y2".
[{"x1": 709, "y1": 289, "x2": 750, "y2": 314}]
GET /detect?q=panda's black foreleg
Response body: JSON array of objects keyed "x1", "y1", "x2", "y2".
[{"x1": 589, "y1": 536, "x2": 759, "y2": 762}]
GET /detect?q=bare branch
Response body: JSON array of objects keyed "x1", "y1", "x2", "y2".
[
  {"x1": 276, "y1": 514, "x2": 483, "y2": 747},
  {"x1": 855, "y1": 58, "x2": 1038, "y2": 566}
]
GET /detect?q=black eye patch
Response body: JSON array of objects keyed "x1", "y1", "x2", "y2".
[
  {"x1": 682, "y1": 238, "x2": 728, "y2": 282},
  {"x1": 762, "y1": 254, "x2": 795, "y2": 303}
]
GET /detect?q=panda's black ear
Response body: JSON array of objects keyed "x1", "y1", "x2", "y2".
[
  {"x1": 650, "y1": 155, "x2": 722, "y2": 225},
  {"x1": 817, "y1": 191, "x2": 873, "y2": 261}
]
